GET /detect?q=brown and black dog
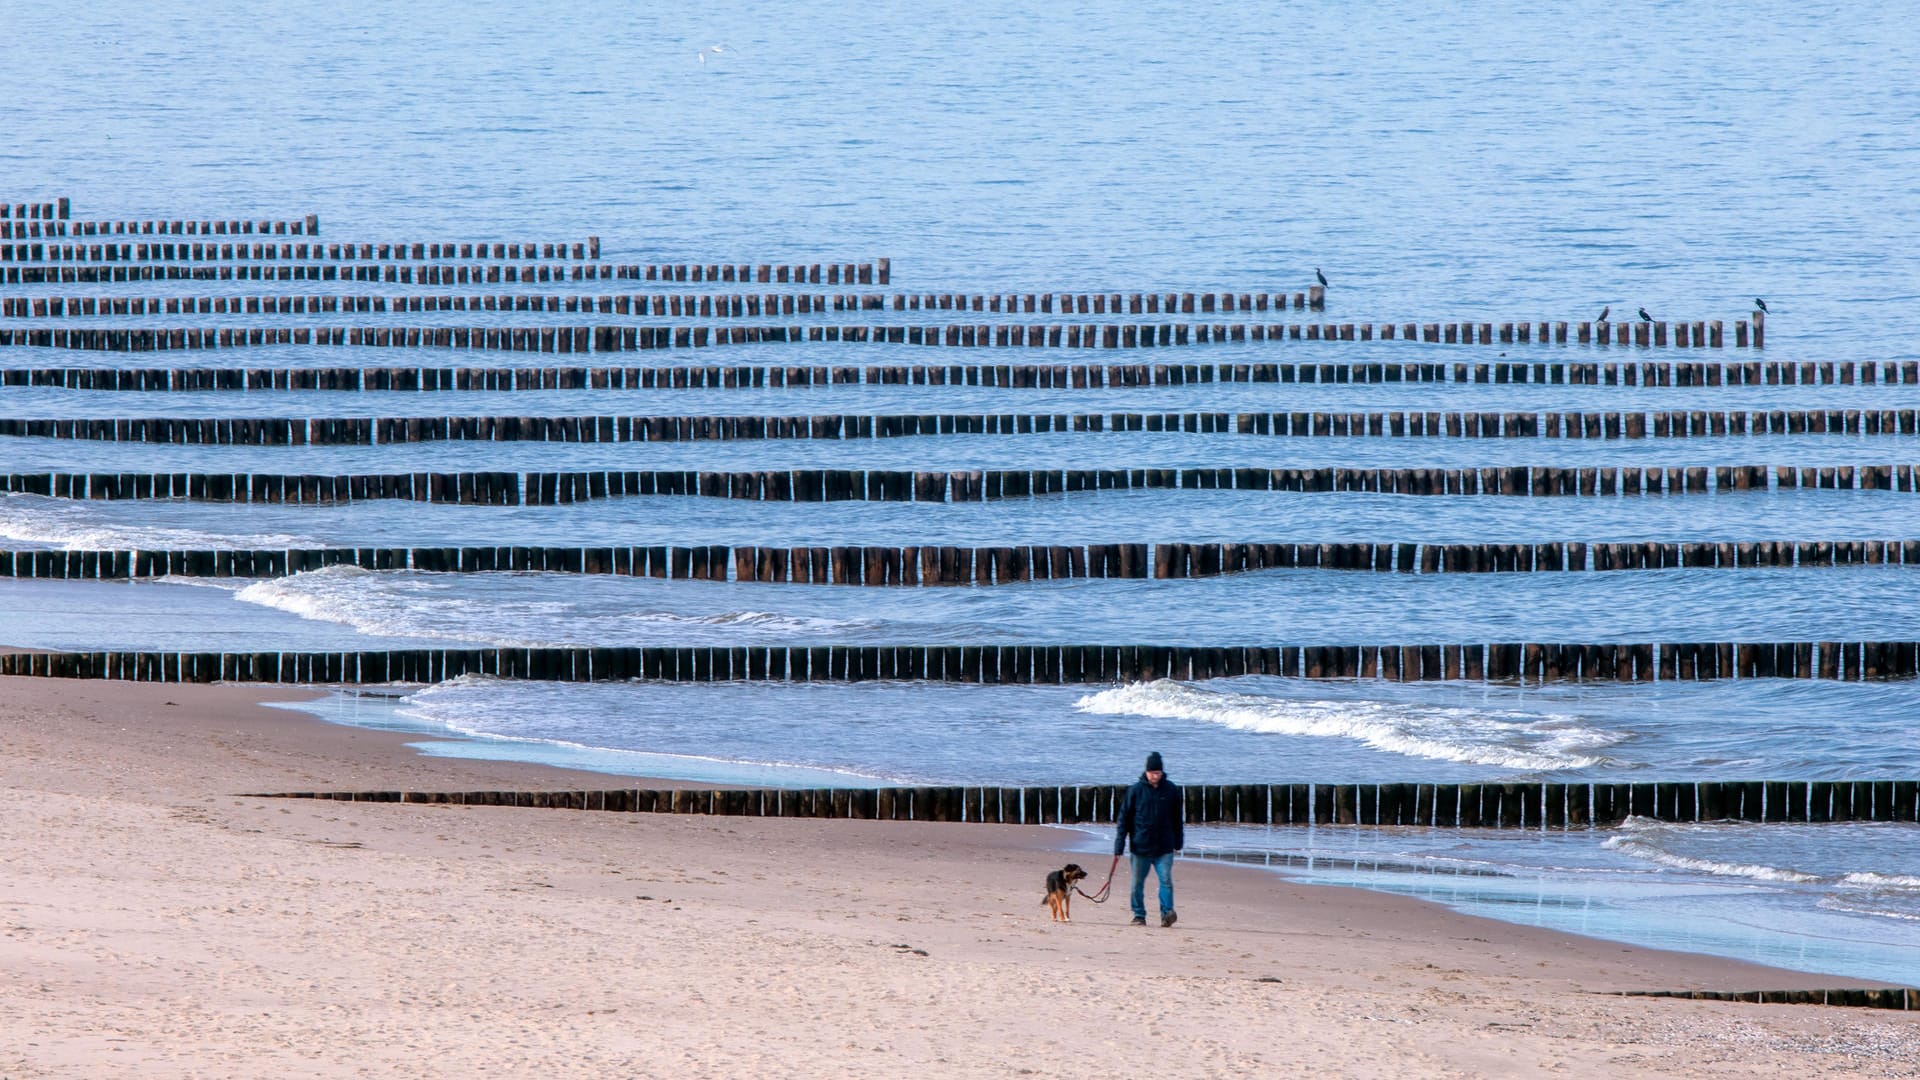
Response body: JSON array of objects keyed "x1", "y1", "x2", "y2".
[{"x1": 1043, "y1": 863, "x2": 1088, "y2": 922}]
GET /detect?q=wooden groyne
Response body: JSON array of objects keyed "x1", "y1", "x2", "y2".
[
  {"x1": 5, "y1": 640, "x2": 1918, "y2": 686},
  {"x1": 0, "y1": 236, "x2": 589, "y2": 259},
  {"x1": 0, "y1": 210, "x2": 310, "y2": 235},
  {"x1": 8, "y1": 407, "x2": 1917, "y2": 446},
  {"x1": 2, "y1": 264, "x2": 604, "y2": 286},
  {"x1": 1616, "y1": 989, "x2": 1917, "y2": 1010},
  {"x1": 0, "y1": 290, "x2": 1316, "y2": 320},
  {"x1": 0, "y1": 318, "x2": 1763, "y2": 350},
  {"x1": 0, "y1": 203, "x2": 886, "y2": 282},
  {"x1": 4, "y1": 359, "x2": 1910, "y2": 393},
  {"x1": 2, "y1": 284, "x2": 1763, "y2": 355},
  {"x1": 1, "y1": 199, "x2": 70, "y2": 222},
  {"x1": 0, "y1": 290, "x2": 1323, "y2": 319},
  {"x1": 0, "y1": 470, "x2": 523, "y2": 504},
  {"x1": 5, "y1": 464, "x2": 1911, "y2": 505},
  {"x1": 0, "y1": 246, "x2": 889, "y2": 277},
  {"x1": 4, "y1": 291, "x2": 891, "y2": 318},
  {"x1": 0, "y1": 261, "x2": 885, "y2": 286},
  {"x1": 4, "y1": 538, "x2": 1912, "y2": 584},
  {"x1": 233, "y1": 777, "x2": 1920, "y2": 826}
]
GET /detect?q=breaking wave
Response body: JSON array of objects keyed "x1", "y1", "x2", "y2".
[
  {"x1": 231, "y1": 565, "x2": 869, "y2": 645},
  {"x1": 1074, "y1": 679, "x2": 1622, "y2": 770},
  {"x1": 1840, "y1": 872, "x2": 1920, "y2": 890},
  {"x1": 1602, "y1": 822, "x2": 1920, "y2": 895},
  {"x1": 1601, "y1": 835, "x2": 1822, "y2": 883},
  {"x1": 0, "y1": 492, "x2": 313, "y2": 551}
]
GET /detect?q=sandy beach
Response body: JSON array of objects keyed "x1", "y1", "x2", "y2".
[{"x1": 1, "y1": 676, "x2": 1914, "y2": 1078}]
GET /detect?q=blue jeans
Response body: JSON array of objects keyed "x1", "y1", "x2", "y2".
[{"x1": 1129, "y1": 853, "x2": 1175, "y2": 919}]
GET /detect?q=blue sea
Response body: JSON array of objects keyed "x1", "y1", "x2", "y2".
[{"x1": 4, "y1": 0, "x2": 1919, "y2": 985}]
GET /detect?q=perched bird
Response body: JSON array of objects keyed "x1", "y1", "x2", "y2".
[
  {"x1": 1638, "y1": 307, "x2": 1653, "y2": 323},
  {"x1": 1315, "y1": 268, "x2": 1329, "y2": 288},
  {"x1": 1597, "y1": 306, "x2": 1610, "y2": 323},
  {"x1": 1755, "y1": 297, "x2": 1770, "y2": 314}
]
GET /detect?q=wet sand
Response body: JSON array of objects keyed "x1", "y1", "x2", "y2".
[{"x1": 1, "y1": 676, "x2": 1914, "y2": 1078}]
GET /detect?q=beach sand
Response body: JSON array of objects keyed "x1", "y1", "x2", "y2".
[{"x1": 1, "y1": 676, "x2": 1914, "y2": 1078}]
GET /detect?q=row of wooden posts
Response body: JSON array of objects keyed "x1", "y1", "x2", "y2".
[
  {"x1": 9, "y1": 407, "x2": 1916, "y2": 446},
  {"x1": 0, "y1": 237, "x2": 597, "y2": 262},
  {"x1": 2, "y1": 264, "x2": 626, "y2": 286},
  {"x1": 6, "y1": 640, "x2": 1919, "y2": 685},
  {"x1": 4, "y1": 538, "x2": 1912, "y2": 584},
  {"x1": 0, "y1": 215, "x2": 329, "y2": 239},
  {"x1": 633, "y1": 316, "x2": 1766, "y2": 350},
  {"x1": 0, "y1": 318, "x2": 1766, "y2": 352},
  {"x1": 4, "y1": 463, "x2": 1913, "y2": 506},
  {"x1": 0, "y1": 262, "x2": 889, "y2": 287},
  {"x1": 2, "y1": 292, "x2": 908, "y2": 319},
  {"x1": 0, "y1": 201, "x2": 905, "y2": 283},
  {"x1": 3, "y1": 218, "x2": 314, "y2": 239},
  {"x1": 246, "y1": 778, "x2": 1920, "y2": 827},
  {"x1": 0, "y1": 199, "x2": 71, "y2": 221},
  {"x1": 1616, "y1": 989, "x2": 1917, "y2": 1011},
  {"x1": 0, "y1": 289, "x2": 1325, "y2": 319},
  {"x1": 0, "y1": 290, "x2": 1351, "y2": 322},
  {"x1": 0, "y1": 210, "x2": 309, "y2": 235},
  {"x1": 3, "y1": 358, "x2": 1911, "y2": 393}
]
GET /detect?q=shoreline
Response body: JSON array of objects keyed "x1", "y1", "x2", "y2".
[{"x1": 3, "y1": 676, "x2": 1916, "y2": 1076}]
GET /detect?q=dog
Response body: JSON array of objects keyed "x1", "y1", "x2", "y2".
[{"x1": 1043, "y1": 863, "x2": 1088, "y2": 922}]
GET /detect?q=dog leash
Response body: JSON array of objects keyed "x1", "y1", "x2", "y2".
[{"x1": 1075, "y1": 854, "x2": 1121, "y2": 903}]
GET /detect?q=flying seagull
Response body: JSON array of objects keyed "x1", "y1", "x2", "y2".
[
  {"x1": 696, "y1": 43, "x2": 734, "y2": 64},
  {"x1": 1315, "y1": 268, "x2": 1328, "y2": 288},
  {"x1": 1638, "y1": 307, "x2": 1653, "y2": 323},
  {"x1": 1755, "y1": 297, "x2": 1770, "y2": 314},
  {"x1": 1597, "y1": 306, "x2": 1609, "y2": 323}
]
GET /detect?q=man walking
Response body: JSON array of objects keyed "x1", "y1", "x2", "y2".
[{"x1": 1114, "y1": 751, "x2": 1183, "y2": 927}]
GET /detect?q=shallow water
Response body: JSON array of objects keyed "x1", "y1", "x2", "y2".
[
  {"x1": 1162, "y1": 819, "x2": 1920, "y2": 987},
  {"x1": 5, "y1": 0, "x2": 1919, "y2": 983}
]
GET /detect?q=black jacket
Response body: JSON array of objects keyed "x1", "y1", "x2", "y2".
[{"x1": 1113, "y1": 774, "x2": 1184, "y2": 858}]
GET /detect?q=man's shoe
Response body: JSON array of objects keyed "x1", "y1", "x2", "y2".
[
  {"x1": 1160, "y1": 911, "x2": 1178, "y2": 928},
  {"x1": 1130, "y1": 916, "x2": 1147, "y2": 926}
]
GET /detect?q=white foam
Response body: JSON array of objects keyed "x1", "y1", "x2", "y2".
[
  {"x1": 607, "y1": 608, "x2": 864, "y2": 634},
  {"x1": 233, "y1": 566, "x2": 545, "y2": 645},
  {"x1": 152, "y1": 575, "x2": 247, "y2": 592},
  {"x1": 231, "y1": 565, "x2": 871, "y2": 646},
  {"x1": 1816, "y1": 897, "x2": 1920, "y2": 921},
  {"x1": 392, "y1": 677, "x2": 899, "y2": 783},
  {"x1": 1841, "y1": 872, "x2": 1920, "y2": 890},
  {"x1": 1601, "y1": 836, "x2": 1822, "y2": 883},
  {"x1": 0, "y1": 492, "x2": 314, "y2": 551},
  {"x1": 1074, "y1": 680, "x2": 1621, "y2": 770}
]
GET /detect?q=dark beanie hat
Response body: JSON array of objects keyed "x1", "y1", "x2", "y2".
[{"x1": 1145, "y1": 751, "x2": 1164, "y2": 772}]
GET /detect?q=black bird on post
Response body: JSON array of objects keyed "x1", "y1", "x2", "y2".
[
  {"x1": 1597, "y1": 306, "x2": 1610, "y2": 323},
  {"x1": 1315, "y1": 268, "x2": 1329, "y2": 288},
  {"x1": 1638, "y1": 307, "x2": 1653, "y2": 323},
  {"x1": 1755, "y1": 298, "x2": 1770, "y2": 314}
]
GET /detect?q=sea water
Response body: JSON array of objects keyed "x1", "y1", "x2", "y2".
[{"x1": 4, "y1": 0, "x2": 1919, "y2": 984}]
